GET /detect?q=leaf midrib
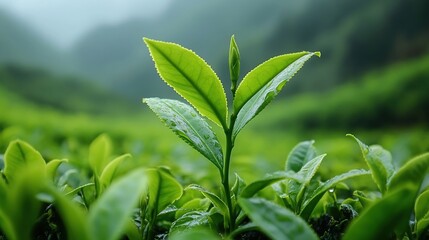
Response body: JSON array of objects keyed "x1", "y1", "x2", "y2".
[
  {"x1": 163, "y1": 100, "x2": 223, "y2": 169},
  {"x1": 153, "y1": 43, "x2": 226, "y2": 128}
]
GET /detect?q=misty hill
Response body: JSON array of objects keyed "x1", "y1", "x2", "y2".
[
  {"x1": 0, "y1": 8, "x2": 76, "y2": 74},
  {"x1": 0, "y1": 64, "x2": 136, "y2": 115},
  {"x1": 70, "y1": 0, "x2": 429, "y2": 101}
]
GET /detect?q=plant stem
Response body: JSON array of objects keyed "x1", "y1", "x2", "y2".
[{"x1": 223, "y1": 113, "x2": 237, "y2": 233}]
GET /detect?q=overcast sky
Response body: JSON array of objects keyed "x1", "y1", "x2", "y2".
[{"x1": 0, "y1": 0, "x2": 171, "y2": 49}]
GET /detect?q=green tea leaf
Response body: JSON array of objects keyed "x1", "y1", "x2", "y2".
[
  {"x1": 348, "y1": 134, "x2": 394, "y2": 193},
  {"x1": 144, "y1": 38, "x2": 228, "y2": 128},
  {"x1": 169, "y1": 226, "x2": 221, "y2": 240},
  {"x1": 186, "y1": 184, "x2": 229, "y2": 218},
  {"x1": 415, "y1": 188, "x2": 429, "y2": 237},
  {"x1": 0, "y1": 178, "x2": 15, "y2": 240},
  {"x1": 48, "y1": 186, "x2": 91, "y2": 240},
  {"x1": 89, "y1": 169, "x2": 147, "y2": 240},
  {"x1": 232, "y1": 52, "x2": 320, "y2": 138},
  {"x1": 3, "y1": 140, "x2": 46, "y2": 182},
  {"x1": 285, "y1": 140, "x2": 317, "y2": 172},
  {"x1": 8, "y1": 167, "x2": 46, "y2": 240},
  {"x1": 388, "y1": 152, "x2": 429, "y2": 233},
  {"x1": 144, "y1": 98, "x2": 223, "y2": 172},
  {"x1": 147, "y1": 168, "x2": 183, "y2": 214},
  {"x1": 231, "y1": 173, "x2": 246, "y2": 199},
  {"x1": 293, "y1": 154, "x2": 326, "y2": 208},
  {"x1": 389, "y1": 152, "x2": 429, "y2": 192},
  {"x1": 229, "y1": 35, "x2": 240, "y2": 93},
  {"x1": 239, "y1": 198, "x2": 318, "y2": 240},
  {"x1": 46, "y1": 159, "x2": 67, "y2": 182},
  {"x1": 99, "y1": 153, "x2": 131, "y2": 192},
  {"x1": 240, "y1": 171, "x2": 301, "y2": 198},
  {"x1": 0, "y1": 208, "x2": 15, "y2": 240},
  {"x1": 300, "y1": 169, "x2": 370, "y2": 220},
  {"x1": 343, "y1": 184, "x2": 415, "y2": 240},
  {"x1": 89, "y1": 134, "x2": 112, "y2": 177},
  {"x1": 175, "y1": 198, "x2": 211, "y2": 219},
  {"x1": 170, "y1": 211, "x2": 212, "y2": 234}
]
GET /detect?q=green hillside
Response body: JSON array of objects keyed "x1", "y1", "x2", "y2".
[
  {"x1": 70, "y1": 0, "x2": 429, "y2": 100},
  {"x1": 0, "y1": 64, "x2": 136, "y2": 115}
]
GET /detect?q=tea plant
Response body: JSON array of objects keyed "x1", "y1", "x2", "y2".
[
  {"x1": 1, "y1": 35, "x2": 429, "y2": 240},
  {"x1": 142, "y1": 35, "x2": 323, "y2": 236}
]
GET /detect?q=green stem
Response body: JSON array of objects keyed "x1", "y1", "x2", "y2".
[{"x1": 223, "y1": 113, "x2": 237, "y2": 233}]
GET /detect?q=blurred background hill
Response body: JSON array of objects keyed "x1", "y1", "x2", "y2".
[{"x1": 0, "y1": 0, "x2": 428, "y2": 159}]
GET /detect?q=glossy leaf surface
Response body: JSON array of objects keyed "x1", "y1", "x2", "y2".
[
  {"x1": 240, "y1": 171, "x2": 301, "y2": 198},
  {"x1": 300, "y1": 169, "x2": 370, "y2": 219},
  {"x1": 292, "y1": 154, "x2": 326, "y2": 208},
  {"x1": 239, "y1": 198, "x2": 318, "y2": 240},
  {"x1": 343, "y1": 185, "x2": 415, "y2": 240},
  {"x1": 144, "y1": 38, "x2": 228, "y2": 127},
  {"x1": 170, "y1": 211, "x2": 212, "y2": 234},
  {"x1": 232, "y1": 52, "x2": 320, "y2": 138},
  {"x1": 186, "y1": 184, "x2": 229, "y2": 219},
  {"x1": 348, "y1": 134, "x2": 394, "y2": 193},
  {"x1": 234, "y1": 52, "x2": 318, "y2": 112},
  {"x1": 285, "y1": 140, "x2": 317, "y2": 172},
  {"x1": 389, "y1": 152, "x2": 429, "y2": 192},
  {"x1": 144, "y1": 98, "x2": 223, "y2": 171}
]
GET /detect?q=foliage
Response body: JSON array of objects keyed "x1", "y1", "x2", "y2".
[
  {"x1": 143, "y1": 35, "x2": 319, "y2": 235},
  {"x1": 0, "y1": 36, "x2": 428, "y2": 240}
]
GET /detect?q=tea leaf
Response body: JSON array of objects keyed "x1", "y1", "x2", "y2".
[
  {"x1": 144, "y1": 98, "x2": 223, "y2": 172},
  {"x1": 343, "y1": 184, "x2": 415, "y2": 240},
  {"x1": 144, "y1": 38, "x2": 228, "y2": 128},
  {"x1": 0, "y1": 179, "x2": 15, "y2": 240},
  {"x1": 3, "y1": 140, "x2": 46, "y2": 182},
  {"x1": 147, "y1": 168, "x2": 183, "y2": 214},
  {"x1": 0, "y1": 209, "x2": 15, "y2": 240},
  {"x1": 415, "y1": 188, "x2": 429, "y2": 237},
  {"x1": 293, "y1": 154, "x2": 326, "y2": 208},
  {"x1": 186, "y1": 184, "x2": 229, "y2": 219},
  {"x1": 240, "y1": 171, "x2": 301, "y2": 198},
  {"x1": 169, "y1": 226, "x2": 221, "y2": 240},
  {"x1": 170, "y1": 211, "x2": 212, "y2": 234},
  {"x1": 175, "y1": 198, "x2": 211, "y2": 219},
  {"x1": 8, "y1": 167, "x2": 46, "y2": 240},
  {"x1": 348, "y1": 134, "x2": 394, "y2": 193},
  {"x1": 229, "y1": 35, "x2": 240, "y2": 93},
  {"x1": 232, "y1": 173, "x2": 246, "y2": 199},
  {"x1": 89, "y1": 168, "x2": 147, "y2": 240},
  {"x1": 388, "y1": 152, "x2": 429, "y2": 233},
  {"x1": 285, "y1": 140, "x2": 317, "y2": 172},
  {"x1": 48, "y1": 186, "x2": 91, "y2": 240},
  {"x1": 389, "y1": 152, "x2": 429, "y2": 192},
  {"x1": 300, "y1": 169, "x2": 370, "y2": 220},
  {"x1": 46, "y1": 159, "x2": 67, "y2": 182},
  {"x1": 99, "y1": 153, "x2": 131, "y2": 192},
  {"x1": 89, "y1": 134, "x2": 112, "y2": 177},
  {"x1": 232, "y1": 52, "x2": 320, "y2": 138},
  {"x1": 239, "y1": 198, "x2": 318, "y2": 240}
]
